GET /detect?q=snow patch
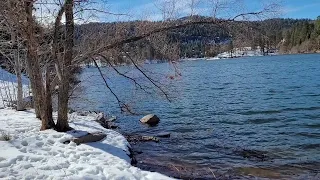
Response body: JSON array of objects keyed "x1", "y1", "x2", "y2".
[
  {"x1": 207, "y1": 47, "x2": 278, "y2": 60},
  {"x1": 0, "y1": 109, "x2": 173, "y2": 179},
  {"x1": 0, "y1": 68, "x2": 30, "y2": 108}
]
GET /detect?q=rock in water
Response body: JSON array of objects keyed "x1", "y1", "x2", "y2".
[
  {"x1": 108, "y1": 116, "x2": 117, "y2": 122},
  {"x1": 140, "y1": 114, "x2": 160, "y2": 125},
  {"x1": 95, "y1": 113, "x2": 118, "y2": 129},
  {"x1": 156, "y1": 132, "x2": 171, "y2": 138},
  {"x1": 96, "y1": 112, "x2": 106, "y2": 122}
]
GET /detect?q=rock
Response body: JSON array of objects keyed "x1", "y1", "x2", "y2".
[
  {"x1": 125, "y1": 135, "x2": 160, "y2": 144},
  {"x1": 68, "y1": 108, "x2": 76, "y2": 114},
  {"x1": 156, "y1": 132, "x2": 171, "y2": 138},
  {"x1": 235, "y1": 149, "x2": 268, "y2": 161},
  {"x1": 127, "y1": 146, "x2": 138, "y2": 165},
  {"x1": 95, "y1": 113, "x2": 118, "y2": 129},
  {"x1": 107, "y1": 122, "x2": 119, "y2": 129},
  {"x1": 108, "y1": 116, "x2": 117, "y2": 122},
  {"x1": 141, "y1": 136, "x2": 160, "y2": 142},
  {"x1": 134, "y1": 150, "x2": 143, "y2": 154},
  {"x1": 78, "y1": 111, "x2": 92, "y2": 116},
  {"x1": 96, "y1": 112, "x2": 107, "y2": 122},
  {"x1": 140, "y1": 114, "x2": 160, "y2": 125},
  {"x1": 64, "y1": 132, "x2": 106, "y2": 145}
]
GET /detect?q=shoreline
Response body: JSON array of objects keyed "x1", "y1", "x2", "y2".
[
  {"x1": 0, "y1": 108, "x2": 172, "y2": 179},
  {"x1": 79, "y1": 110, "x2": 320, "y2": 180}
]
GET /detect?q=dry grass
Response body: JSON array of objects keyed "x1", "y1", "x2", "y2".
[{"x1": 0, "y1": 131, "x2": 11, "y2": 141}]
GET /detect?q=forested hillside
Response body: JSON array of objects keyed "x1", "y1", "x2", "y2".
[
  {"x1": 2, "y1": 16, "x2": 320, "y2": 68},
  {"x1": 77, "y1": 16, "x2": 320, "y2": 61},
  {"x1": 279, "y1": 17, "x2": 320, "y2": 53}
]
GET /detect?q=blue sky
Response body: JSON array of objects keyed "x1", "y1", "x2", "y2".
[
  {"x1": 104, "y1": 0, "x2": 320, "y2": 21},
  {"x1": 282, "y1": 0, "x2": 320, "y2": 19}
]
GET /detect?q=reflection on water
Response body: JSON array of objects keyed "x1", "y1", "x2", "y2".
[{"x1": 71, "y1": 54, "x2": 320, "y2": 179}]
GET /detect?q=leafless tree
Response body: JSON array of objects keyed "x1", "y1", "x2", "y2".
[
  {"x1": 155, "y1": 0, "x2": 180, "y2": 20},
  {"x1": 0, "y1": 11, "x2": 26, "y2": 111},
  {"x1": 188, "y1": 0, "x2": 200, "y2": 16},
  {"x1": 0, "y1": 0, "x2": 281, "y2": 132}
]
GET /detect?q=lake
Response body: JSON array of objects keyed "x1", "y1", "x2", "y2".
[{"x1": 71, "y1": 54, "x2": 320, "y2": 179}]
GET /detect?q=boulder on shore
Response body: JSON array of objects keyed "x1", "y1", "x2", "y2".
[
  {"x1": 96, "y1": 112, "x2": 106, "y2": 122},
  {"x1": 95, "y1": 112, "x2": 118, "y2": 129},
  {"x1": 140, "y1": 114, "x2": 160, "y2": 125}
]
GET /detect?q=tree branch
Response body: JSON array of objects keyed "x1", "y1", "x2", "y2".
[
  {"x1": 122, "y1": 49, "x2": 171, "y2": 102},
  {"x1": 77, "y1": 9, "x2": 274, "y2": 62},
  {"x1": 74, "y1": 8, "x2": 130, "y2": 17},
  {"x1": 91, "y1": 58, "x2": 135, "y2": 114},
  {"x1": 52, "y1": 3, "x2": 65, "y2": 81},
  {"x1": 96, "y1": 54, "x2": 152, "y2": 95}
]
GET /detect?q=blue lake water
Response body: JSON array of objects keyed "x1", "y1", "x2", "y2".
[{"x1": 72, "y1": 54, "x2": 320, "y2": 179}]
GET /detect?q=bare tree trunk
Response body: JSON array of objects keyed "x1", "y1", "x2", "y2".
[
  {"x1": 45, "y1": 66, "x2": 54, "y2": 127},
  {"x1": 56, "y1": 0, "x2": 74, "y2": 132},
  {"x1": 12, "y1": 33, "x2": 24, "y2": 111},
  {"x1": 24, "y1": 1, "x2": 54, "y2": 130},
  {"x1": 25, "y1": 52, "x2": 40, "y2": 118},
  {"x1": 27, "y1": 46, "x2": 53, "y2": 130},
  {"x1": 10, "y1": 32, "x2": 24, "y2": 111},
  {"x1": 26, "y1": 46, "x2": 50, "y2": 130},
  {"x1": 27, "y1": 53, "x2": 54, "y2": 130},
  {"x1": 14, "y1": 50, "x2": 24, "y2": 111}
]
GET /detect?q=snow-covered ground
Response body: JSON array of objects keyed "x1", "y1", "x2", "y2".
[
  {"x1": 180, "y1": 58, "x2": 206, "y2": 61},
  {"x1": 0, "y1": 67, "x2": 172, "y2": 180},
  {"x1": 0, "y1": 109, "x2": 172, "y2": 180},
  {"x1": 0, "y1": 69, "x2": 30, "y2": 108},
  {"x1": 207, "y1": 47, "x2": 278, "y2": 60}
]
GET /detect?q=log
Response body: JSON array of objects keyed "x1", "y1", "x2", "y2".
[{"x1": 64, "y1": 132, "x2": 107, "y2": 145}]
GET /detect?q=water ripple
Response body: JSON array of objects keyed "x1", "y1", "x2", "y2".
[{"x1": 72, "y1": 54, "x2": 320, "y2": 179}]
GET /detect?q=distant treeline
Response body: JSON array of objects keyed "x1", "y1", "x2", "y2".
[
  {"x1": 280, "y1": 17, "x2": 320, "y2": 53},
  {"x1": 76, "y1": 16, "x2": 320, "y2": 63},
  {"x1": 2, "y1": 16, "x2": 319, "y2": 69}
]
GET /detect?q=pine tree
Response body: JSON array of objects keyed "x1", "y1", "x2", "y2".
[{"x1": 315, "y1": 16, "x2": 320, "y2": 35}]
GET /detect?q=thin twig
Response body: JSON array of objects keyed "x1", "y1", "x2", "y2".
[
  {"x1": 91, "y1": 58, "x2": 135, "y2": 114},
  {"x1": 96, "y1": 54, "x2": 152, "y2": 95},
  {"x1": 122, "y1": 49, "x2": 171, "y2": 102}
]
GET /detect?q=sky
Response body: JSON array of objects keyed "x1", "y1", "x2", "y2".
[
  {"x1": 282, "y1": 0, "x2": 320, "y2": 19},
  {"x1": 102, "y1": 0, "x2": 320, "y2": 21}
]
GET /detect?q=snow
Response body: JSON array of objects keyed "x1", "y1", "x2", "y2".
[
  {"x1": 207, "y1": 46, "x2": 278, "y2": 60},
  {"x1": 180, "y1": 58, "x2": 206, "y2": 61},
  {"x1": 0, "y1": 68, "x2": 173, "y2": 180},
  {"x1": 0, "y1": 69, "x2": 30, "y2": 108},
  {"x1": 0, "y1": 109, "x2": 172, "y2": 180}
]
